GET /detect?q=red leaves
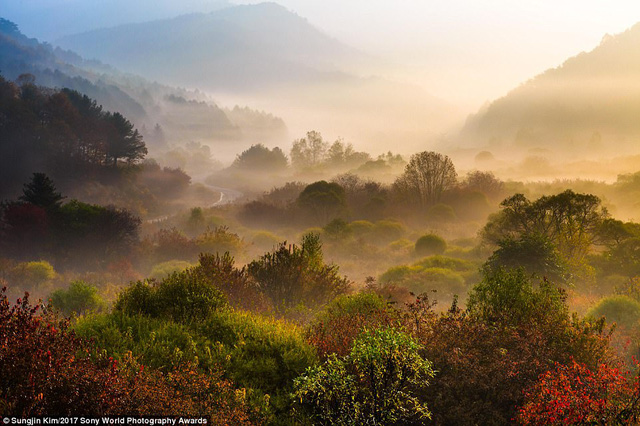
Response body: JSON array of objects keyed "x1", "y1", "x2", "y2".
[
  {"x1": 0, "y1": 288, "x2": 257, "y2": 423},
  {"x1": 517, "y1": 358, "x2": 640, "y2": 425}
]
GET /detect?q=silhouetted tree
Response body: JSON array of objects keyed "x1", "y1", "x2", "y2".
[
  {"x1": 290, "y1": 131, "x2": 328, "y2": 168},
  {"x1": 393, "y1": 151, "x2": 457, "y2": 209},
  {"x1": 105, "y1": 112, "x2": 147, "y2": 166},
  {"x1": 19, "y1": 173, "x2": 64, "y2": 211}
]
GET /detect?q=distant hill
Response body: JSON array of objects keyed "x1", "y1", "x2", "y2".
[
  {"x1": 461, "y1": 23, "x2": 640, "y2": 155},
  {"x1": 0, "y1": 19, "x2": 146, "y2": 123},
  {"x1": 0, "y1": 18, "x2": 288, "y2": 152},
  {"x1": 56, "y1": 2, "x2": 362, "y2": 92},
  {"x1": 55, "y1": 3, "x2": 459, "y2": 150}
]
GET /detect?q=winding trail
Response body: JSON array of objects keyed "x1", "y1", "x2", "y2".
[{"x1": 144, "y1": 183, "x2": 244, "y2": 224}]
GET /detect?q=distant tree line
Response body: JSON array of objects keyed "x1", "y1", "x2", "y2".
[{"x1": 0, "y1": 74, "x2": 147, "y2": 199}]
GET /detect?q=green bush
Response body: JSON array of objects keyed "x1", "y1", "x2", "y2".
[
  {"x1": 76, "y1": 307, "x2": 316, "y2": 422},
  {"x1": 115, "y1": 269, "x2": 226, "y2": 323},
  {"x1": 74, "y1": 313, "x2": 204, "y2": 371},
  {"x1": 350, "y1": 220, "x2": 375, "y2": 238},
  {"x1": 195, "y1": 309, "x2": 317, "y2": 420},
  {"x1": 250, "y1": 231, "x2": 282, "y2": 251},
  {"x1": 149, "y1": 260, "x2": 192, "y2": 281},
  {"x1": 426, "y1": 203, "x2": 457, "y2": 223},
  {"x1": 247, "y1": 233, "x2": 349, "y2": 314},
  {"x1": 415, "y1": 234, "x2": 447, "y2": 256},
  {"x1": 414, "y1": 255, "x2": 475, "y2": 272},
  {"x1": 294, "y1": 327, "x2": 434, "y2": 425},
  {"x1": 48, "y1": 281, "x2": 105, "y2": 317},
  {"x1": 10, "y1": 260, "x2": 56, "y2": 291},
  {"x1": 370, "y1": 220, "x2": 406, "y2": 245},
  {"x1": 467, "y1": 267, "x2": 568, "y2": 328},
  {"x1": 587, "y1": 295, "x2": 640, "y2": 330}
]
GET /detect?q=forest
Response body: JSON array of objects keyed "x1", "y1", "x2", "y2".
[
  {"x1": 3, "y1": 72, "x2": 640, "y2": 424},
  {"x1": 4, "y1": 4, "x2": 640, "y2": 425}
]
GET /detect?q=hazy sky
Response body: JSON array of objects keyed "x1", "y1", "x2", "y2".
[{"x1": 3, "y1": 0, "x2": 640, "y2": 108}]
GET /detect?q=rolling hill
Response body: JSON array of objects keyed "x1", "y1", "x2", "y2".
[{"x1": 460, "y1": 22, "x2": 640, "y2": 156}]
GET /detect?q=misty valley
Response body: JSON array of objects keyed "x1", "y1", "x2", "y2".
[{"x1": 3, "y1": 2, "x2": 640, "y2": 424}]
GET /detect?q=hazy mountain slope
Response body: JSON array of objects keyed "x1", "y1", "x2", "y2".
[
  {"x1": 56, "y1": 3, "x2": 458, "y2": 152},
  {"x1": 461, "y1": 23, "x2": 640, "y2": 155},
  {"x1": 0, "y1": 19, "x2": 147, "y2": 123},
  {"x1": 1, "y1": 0, "x2": 232, "y2": 41},
  {"x1": 0, "y1": 18, "x2": 287, "y2": 151},
  {"x1": 57, "y1": 2, "x2": 361, "y2": 92}
]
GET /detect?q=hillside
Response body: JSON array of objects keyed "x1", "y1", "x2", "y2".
[
  {"x1": 0, "y1": 18, "x2": 287, "y2": 154},
  {"x1": 56, "y1": 2, "x2": 362, "y2": 92},
  {"x1": 460, "y1": 22, "x2": 640, "y2": 156},
  {"x1": 55, "y1": 3, "x2": 459, "y2": 150}
]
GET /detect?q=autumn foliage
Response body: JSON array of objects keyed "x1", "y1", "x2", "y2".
[
  {"x1": 517, "y1": 359, "x2": 640, "y2": 425},
  {"x1": 0, "y1": 287, "x2": 256, "y2": 423}
]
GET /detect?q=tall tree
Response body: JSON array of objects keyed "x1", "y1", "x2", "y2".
[
  {"x1": 105, "y1": 112, "x2": 147, "y2": 166},
  {"x1": 482, "y1": 190, "x2": 609, "y2": 262},
  {"x1": 19, "y1": 172, "x2": 64, "y2": 211},
  {"x1": 393, "y1": 151, "x2": 457, "y2": 208},
  {"x1": 290, "y1": 131, "x2": 328, "y2": 169}
]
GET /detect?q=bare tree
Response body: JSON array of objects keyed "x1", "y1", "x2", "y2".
[{"x1": 393, "y1": 151, "x2": 457, "y2": 208}]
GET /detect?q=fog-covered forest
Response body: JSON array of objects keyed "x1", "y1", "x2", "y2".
[{"x1": 4, "y1": 2, "x2": 640, "y2": 424}]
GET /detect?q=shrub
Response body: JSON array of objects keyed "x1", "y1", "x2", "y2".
[
  {"x1": 415, "y1": 234, "x2": 447, "y2": 256},
  {"x1": 9, "y1": 260, "x2": 56, "y2": 291},
  {"x1": 115, "y1": 269, "x2": 226, "y2": 323},
  {"x1": 149, "y1": 260, "x2": 192, "y2": 280},
  {"x1": 195, "y1": 226, "x2": 245, "y2": 257},
  {"x1": 305, "y1": 292, "x2": 396, "y2": 358},
  {"x1": 426, "y1": 203, "x2": 457, "y2": 222},
  {"x1": 518, "y1": 360, "x2": 640, "y2": 425},
  {"x1": 247, "y1": 234, "x2": 350, "y2": 314},
  {"x1": 349, "y1": 220, "x2": 374, "y2": 238},
  {"x1": 587, "y1": 295, "x2": 640, "y2": 330},
  {"x1": 48, "y1": 281, "x2": 105, "y2": 317},
  {"x1": 294, "y1": 327, "x2": 434, "y2": 425},
  {"x1": 193, "y1": 252, "x2": 268, "y2": 312},
  {"x1": 370, "y1": 220, "x2": 406, "y2": 245},
  {"x1": 0, "y1": 288, "x2": 254, "y2": 421},
  {"x1": 195, "y1": 309, "x2": 317, "y2": 420}
]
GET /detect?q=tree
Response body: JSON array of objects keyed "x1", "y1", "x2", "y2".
[
  {"x1": 247, "y1": 234, "x2": 350, "y2": 313},
  {"x1": 105, "y1": 112, "x2": 147, "y2": 166},
  {"x1": 462, "y1": 170, "x2": 504, "y2": 200},
  {"x1": 19, "y1": 173, "x2": 64, "y2": 211},
  {"x1": 483, "y1": 233, "x2": 569, "y2": 284},
  {"x1": 290, "y1": 131, "x2": 328, "y2": 168},
  {"x1": 393, "y1": 151, "x2": 457, "y2": 209},
  {"x1": 48, "y1": 281, "x2": 106, "y2": 317},
  {"x1": 297, "y1": 180, "x2": 346, "y2": 223},
  {"x1": 482, "y1": 190, "x2": 609, "y2": 263},
  {"x1": 232, "y1": 143, "x2": 288, "y2": 171},
  {"x1": 294, "y1": 327, "x2": 434, "y2": 425},
  {"x1": 518, "y1": 360, "x2": 640, "y2": 425}
]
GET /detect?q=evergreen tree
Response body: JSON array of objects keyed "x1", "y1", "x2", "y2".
[{"x1": 19, "y1": 172, "x2": 64, "y2": 210}]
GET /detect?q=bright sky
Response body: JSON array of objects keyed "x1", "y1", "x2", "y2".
[
  {"x1": 3, "y1": 0, "x2": 640, "y2": 108},
  {"x1": 235, "y1": 0, "x2": 640, "y2": 107}
]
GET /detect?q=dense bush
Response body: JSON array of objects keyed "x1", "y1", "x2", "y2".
[
  {"x1": 247, "y1": 234, "x2": 350, "y2": 314},
  {"x1": 305, "y1": 292, "x2": 396, "y2": 358},
  {"x1": 0, "y1": 288, "x2": 254, "y2": 422},
  {"x1": 295, "y1": 327, "x2": 434, "y2": 425},
  {"x1": 115, "y1": 269, "x2": 226, "y2": 323},
  {"x1": 587, "y1": 295, "x2": 640, "y2": 330},
  {"x1": 48, "y1": 281, "x2": 105, "y2": 316},
  {"x1": 193, "y1": 252, "x2": 268, "y2": 312},
  {"x1": 415, "y1": 233, "x2": 447, "y2": 256},
  {"x1": 148, "y1": 259, "x2": 192, "y2": 280},
  {"x1": 518, "y1": 360, "x2": 640, "y2": 425}
]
